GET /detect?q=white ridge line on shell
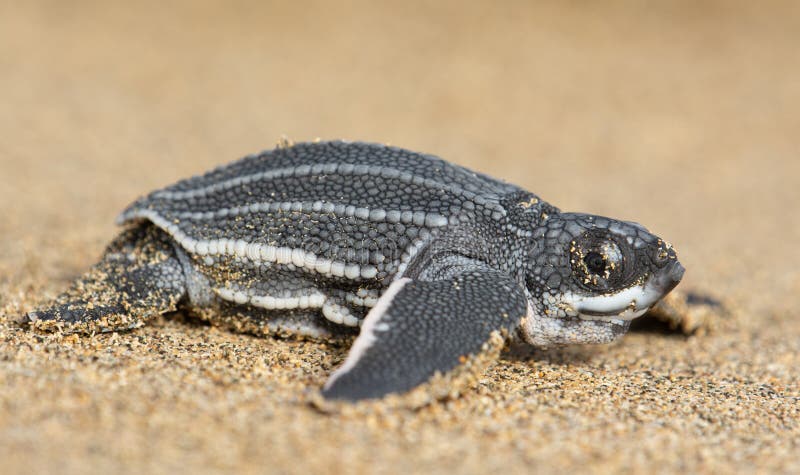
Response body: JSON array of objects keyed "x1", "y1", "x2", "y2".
[
  {"x1": 391, "y1": 239, "x2": 428, "y2": 282},
  {"x1": 345, "y1": 290, "x2": 380, "y2": 307},
  {"x1": 214, "y1": 288, "x2": 327, "y2": 310},
  {"x1": 321, "y1": 302, "x2": 361, "y2": 327},
  {"x1": 129, "y1": 209, "x2": 379, "y2": 280},
  {"x1": 148, "y1": 163, "x2": 506, "y2": 215},
  {"x1": 323, "y1": 278, "x2": 410, "y2": 389},
  {"x1": 153, "y1": 200, "x2": 450, "y2": 228}
]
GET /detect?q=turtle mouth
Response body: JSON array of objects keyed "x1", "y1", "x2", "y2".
[
  {"x1": 577, "y1": 307, "x2": 649, "y2": 323},
  {"x1": 566, "y1": 261, "x2": 685, "y2": 323},
  {"x1": 565, "y1": 284, "x2": 658, "y2": 322}
]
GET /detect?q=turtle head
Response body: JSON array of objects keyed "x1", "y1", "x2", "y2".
[{"x1": 519, "y1": 212, "x2": 684, "y2": 346}]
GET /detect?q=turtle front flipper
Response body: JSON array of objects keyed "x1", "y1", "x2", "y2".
[
  {"x1": 321, "y1": 260, "x2": 528, "y2": 401},
  {"x1": 25, "y1": 223, "x2": 186, "y2": 333}
]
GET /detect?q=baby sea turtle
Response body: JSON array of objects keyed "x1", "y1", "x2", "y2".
[{"x1": 26, "y1": 141, "x2": 684, "y2": 401}]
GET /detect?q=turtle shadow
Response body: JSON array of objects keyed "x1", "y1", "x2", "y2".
[
  {"x1": 502, "y1": 341, "x2": 597, "y2": 365},
  {"x1": 628, "y1": 315, "x2": 691, "y2": 336},
  {"x1": 629, "y1": 290, "x2": 726, "y2": 336},
  {"x1": 499, "y1": 317, "x2": 691, "y2": 366},
  {"x1": 500, "y1": 314, "x2": 696, "y2": 365}
]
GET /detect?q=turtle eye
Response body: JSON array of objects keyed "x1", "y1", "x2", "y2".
[
  {"x1": 583, "y1": 252, "x2": 606, "y2": 275},
  {"x1": 571, "y1": 233, "x2": 630, "y2": 291}
]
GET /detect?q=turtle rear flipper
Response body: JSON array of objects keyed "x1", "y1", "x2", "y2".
[{"x1": 26, "y1": 223, "x2": 186, "y2": 333}]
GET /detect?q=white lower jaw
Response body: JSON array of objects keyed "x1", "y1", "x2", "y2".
[
  {"x1": 563, "y1": 282, "x2": 662, "y2": 323},
  {"x1": 577, "y1": 307, "x2": 650, "y2": 323}
]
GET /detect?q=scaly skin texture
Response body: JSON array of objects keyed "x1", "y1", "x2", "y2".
[{"x1": 26, "y1": 141, "x2": 684, "y2": 401}]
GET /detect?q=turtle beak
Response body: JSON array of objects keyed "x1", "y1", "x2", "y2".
[
  {"x1": 632, "y1": 260, "x2": 684, "y2": 311},
  {"x1": 652, "y1": 260, "x2": 685, "y2": 296}
]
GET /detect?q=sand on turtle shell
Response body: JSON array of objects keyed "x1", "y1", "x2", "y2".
[{"x1": 1, "y1": 2, "x2": 798, "y2": 474}]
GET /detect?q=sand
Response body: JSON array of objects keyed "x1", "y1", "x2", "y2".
[{"x1": 1, "y1": 2, "x2": 798, "y2": 474}]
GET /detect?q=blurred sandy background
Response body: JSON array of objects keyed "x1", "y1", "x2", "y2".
[{"x1": 0, "y1": 1, "x2": 798, "y2": 474}]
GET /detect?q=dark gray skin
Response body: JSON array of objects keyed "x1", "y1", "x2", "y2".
[{"x1": 26, "y1": 141, "x2": 684, "y2": 401}]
